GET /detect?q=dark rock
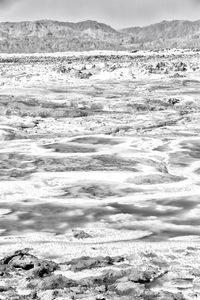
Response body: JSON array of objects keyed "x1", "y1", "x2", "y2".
[
  {"x1": 78, "y1": 269, "x2": 126, "y2": 289},
  {"x1": 68, "y1": 256, "x2": 124, "y2": 272},
  {"x1": 29, "y1": 291, "x2": 38, "y2": 299},
  {"x1": 0, "y1": 249, "x2": 59, "y2": 277},
  {"x1": 174, "y1": 61, "x2": 187, "y2": 72},
  {"x1": 78, "y1": 71, "x2": 93, "y2": 79},
  {"x1": 128, "y1": 265, "x2": 161, "y2": 283},
  {"x1": 168, "y1": 98, "x2": 181, "y2": 105},
  {"x1": 30, "y1": 260, "x2": 59, "y2": 278},
  {"x1": 36, "y1": 274, "x2": 77, "y2": 291},
  {"x1": 72, "y1": 230, "x2": 92, "y2": 239},
  {"x1": 0, "y1": 248, "x2": 31, "y2": 265},
  {"x1": 8, "y1": 255, "x2": 38, "y2": 270},
  {"x1": 0, "y1": 285, "x2": 9, "y2": 292}
]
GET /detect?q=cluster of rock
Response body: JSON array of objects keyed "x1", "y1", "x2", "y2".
[
  {"x1": 0, "y1": 248, "x2": 189, "y2": 300},
  {"x1": 146, "y1": 60, "x2": 192, "y2": 75}
]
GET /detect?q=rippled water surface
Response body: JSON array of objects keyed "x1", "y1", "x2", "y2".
[{"x1": 1, "y1": 50, "x2": 200, "y2": 243}]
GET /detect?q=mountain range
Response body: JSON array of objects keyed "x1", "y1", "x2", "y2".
[{"x1": 0, "y1": 19, "x2": 200, "y2": 52}]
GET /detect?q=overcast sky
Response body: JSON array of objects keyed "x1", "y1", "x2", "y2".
[{"x1": 0, "y1": 0, "x2": 200, "y2": 28}]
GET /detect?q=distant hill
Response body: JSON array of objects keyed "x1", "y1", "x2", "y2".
[
  {"x1": 0, "y1": 19, "x2": 200, "y2": 52},
  {"x1": 121, "y1": 20, "x2": 200, "y2": 49},
  {"x1": 0, "y1": 20, "x2": 123, "y2": 53}
]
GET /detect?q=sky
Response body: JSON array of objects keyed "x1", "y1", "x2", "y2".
[{"x1": 0, "y1": 0, "x2": 200, "y2": 28}]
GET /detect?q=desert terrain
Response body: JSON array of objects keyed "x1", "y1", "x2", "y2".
[{"x1": 0, "y1": 49, "x2": 200, "y2": 299}]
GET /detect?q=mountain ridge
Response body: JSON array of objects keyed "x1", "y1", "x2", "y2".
[{"x1": 0, "y1": 19, "x2": 200, "y2": 52}]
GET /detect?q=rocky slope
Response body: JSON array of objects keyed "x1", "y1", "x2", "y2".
[{"x1": 1, "y1": 19, "x2": 200, "y2": 52}]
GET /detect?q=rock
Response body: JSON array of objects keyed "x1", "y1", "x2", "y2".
[
  {"x1": 155, "y1": 291, "x2": 185, "y2": 300},
  {"x1": 72, "y1": 230, "x2": 92, "y2": 239},
  {"x1": 78, "y1": 269, "x2": 126, "y2": 289},
  {"x1": 0, "y1": 285, "x2": 9, "y2": 292},
  {"x1": 7, "y1": 254, "x2": 40, "y2": 271},
  {"x1": 170, "y1": 73, "x2": 185, "y2": 78},
  {"x1": 168, "y1": 98, "x2": 181, "y2": 105},
  {"x1": 78, "y1": 276, "x2": 109, "y2": 288},
  {"x1": 173, "y1": 61, "x2": 187, "y2": 72},
  {"x1": 0, "y1": 264, "x2": 9, "y2": 275},
  {"x1": 114, "y1": 281, "x2": 145, "y2": 296},
  {"x1": 36, "y1": 274, "x2": 77, "y2": 291},
  {"x1": 0, "y1": 248, "x2": 32, "y2": 265},
  {"x1": 0, "y1": 249, "x2": 59, "y2": 277},
  {"x1": 68, "y1": 256, "x2": 124, "y2": 272},
  {"x1": 31, "y1": 260, "x2": 59, "y2": 278},
  {"x1": 128, "y1": 265, "x2": 162, "y2": 283}
]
